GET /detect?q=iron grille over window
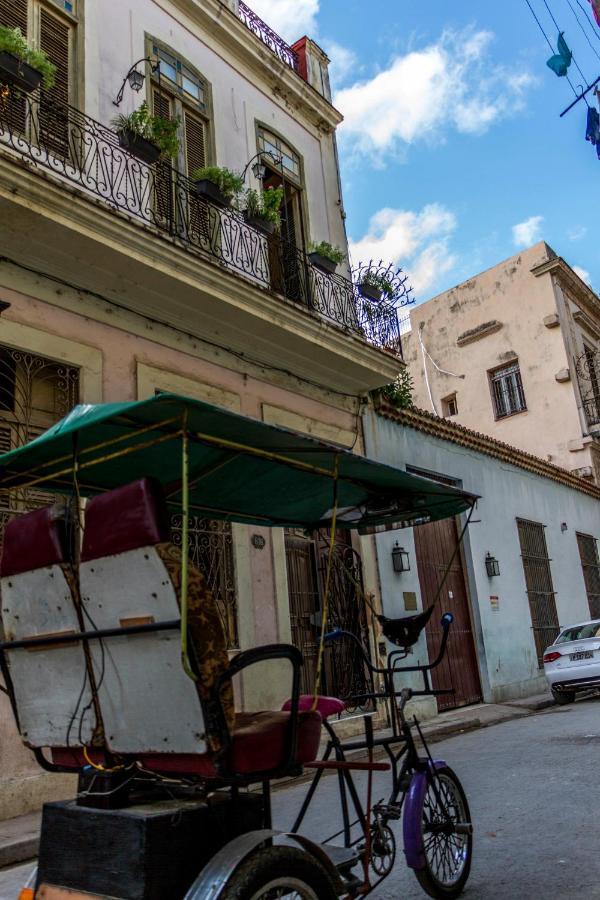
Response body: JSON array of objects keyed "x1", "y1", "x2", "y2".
[
  {"x1": 490, "y1": 362, "x2": 527, "y2": 419},
  {"x1": 576, "y1": 532, "x2": 600, "y2": 619},
  {"x1": 516, "y1": 518, "x2": 560, "y2": 666}
]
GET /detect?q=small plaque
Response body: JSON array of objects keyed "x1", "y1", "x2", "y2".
[
  {"x1": 403, "y1": 591, "x2": 417, "y2": 611},
  {"x1": 490, "y1": 595, "x2": 499, "y2": 612},
  {"x1": 251, "y1": 533, "x2": 266, "y2": 550}
]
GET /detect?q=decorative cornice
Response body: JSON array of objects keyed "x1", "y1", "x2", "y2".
[
  {"x1": 374, "y1": 399, "x2": 600, "y2": 500},
  {"x1": 531, "y1": 256, "x2": 600, "y2": 320}
]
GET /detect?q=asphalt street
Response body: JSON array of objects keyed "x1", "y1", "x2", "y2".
[{"x1": 0, "y1": 697, "x2": 598, "y2": 899}]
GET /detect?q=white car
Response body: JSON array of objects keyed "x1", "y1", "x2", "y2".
[{"x1": 543, "y1": 618, "x2": 600, "y2": 704}]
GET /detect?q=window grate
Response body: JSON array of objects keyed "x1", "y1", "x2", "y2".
[
  {"x1": 576, "y1": 532, "x2": 600, "y2": 619},
  {"x1": 490, "y1": 362, "x2": 527, "y2": 419},
  {"x1": 517, "y1": 518, "x2": 559, "y2": 666}
]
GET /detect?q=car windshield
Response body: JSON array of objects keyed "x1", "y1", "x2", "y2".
[{"x1": 556, "y1": 623, "x2": 600, "y2": 643}]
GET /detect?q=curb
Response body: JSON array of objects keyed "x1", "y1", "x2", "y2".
[{"x1": 0, "y1": 835, "x2": 39, "y2": 870}]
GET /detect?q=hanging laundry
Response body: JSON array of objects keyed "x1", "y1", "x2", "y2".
[
  {"x1": 588, "y1": 0, "x2": 600, "y2": 27},
  {"x1": 546, "y1": 32, "x2": 573, "y2": 77},
  {"x1": 586, "y1": 106, "x2": 600, "y2": 143}
]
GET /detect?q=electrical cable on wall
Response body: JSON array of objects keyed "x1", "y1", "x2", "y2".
[{"x1": 417, "y1": 323, "x2": 465, "y2": 417}]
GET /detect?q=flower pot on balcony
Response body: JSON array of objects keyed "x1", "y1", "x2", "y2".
[
  {"x1": 308, "y1": 252, "x2": 337, "y2": 275},
  {"x1": 0, "y1": 52, "x2": 43, "y2": 94},
  {"x1": 117, "y1": 129, "x2": 161, "y2": 165},
  {"x1": 243, "y1": 211, "x2": 276, "y2": 235},
  {"x1": 359, "y1": 282, "x2": 383, "y2": 302},
  {"x1": 195, "y1": 179, "x2": 230, "y2": 209}
]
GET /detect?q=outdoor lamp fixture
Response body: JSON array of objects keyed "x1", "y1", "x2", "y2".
[
  {"x1": 485, "y1": 553, "x2": 500, "y2": 577},
  {"x1": 113, "y1": 57, "x2": 160, "y2": 106},
  {"x1": 241, "y1": 150, "x2": 283, "y2": 183},
  {"x1": 392, "y1": 542, "x2": 410, "y2": 574}
]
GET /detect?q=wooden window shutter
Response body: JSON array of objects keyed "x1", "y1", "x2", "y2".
[
  {"x1": 39, "y1": 8, "x2": 71, "y2": 156},
  {"x1": 0, "y1": 0, "x2": 27, "y2": 32},
  {"x1": 152, "y1": 88, "x2": 174, "y2": 226},
  {"x1": 184, "y1": 110, "x2": 206, "y2": 176}
]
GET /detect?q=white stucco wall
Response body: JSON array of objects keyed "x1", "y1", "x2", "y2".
[{"x1": 363, "y1": 411, "x2": 600, "y2": 706}]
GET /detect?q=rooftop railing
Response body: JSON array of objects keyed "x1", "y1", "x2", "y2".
[
  {"x1": 237, "y1": 1, "x2": 300, "y2": 73},
  {"x1": 0, "y1": 86, "x2": 402, "y2": 357}
]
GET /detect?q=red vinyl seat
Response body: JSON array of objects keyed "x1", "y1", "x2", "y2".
[{"x1": 282, "y1": 694, "x2": 346, "y2": 720}]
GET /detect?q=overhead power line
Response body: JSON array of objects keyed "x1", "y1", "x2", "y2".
[
  {"x1": 565, "y1": 0, "x2": 600, "y2": 63},
  {"x1": 523, "y1": 0, "x2": 586, "y2": 98}
]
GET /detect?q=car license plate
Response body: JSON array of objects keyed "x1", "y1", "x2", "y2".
[{"x1": 570, "y1": 650, "x2": 593, "y2": 661}]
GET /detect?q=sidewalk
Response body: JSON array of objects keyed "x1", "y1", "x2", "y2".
[{"x1": 0, "y1": 692, "x2": 555, "y2": 870}]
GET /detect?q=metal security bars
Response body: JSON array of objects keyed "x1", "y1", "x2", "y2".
[
  {"x1": 576, "y1": 532, "x2": 600, "y2": 620},
  {"x1": 0, "y1": 86, "x2": 402, "y2": 357},
  {"x1": 490, "y1": 362, "x2": 527, "y2": 419},
  {"x1": 237, "y1": 1, "x2": 300, "y2": 73},
  {"x1": 516, "y1": 519, "x2": 560, "y2": 666},
  {"x1": 576, "y1": 346, "x2": 600, "y2": 429}
]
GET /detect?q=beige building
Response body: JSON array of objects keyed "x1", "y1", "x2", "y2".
[
  {"x1": 403, "y1": 242, "x2": 600, "y2": 482},
  {"x1": 0, "y1": 0, "x2": 404, "y2": 818}
]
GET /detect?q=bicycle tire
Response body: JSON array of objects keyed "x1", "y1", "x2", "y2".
[
  {"x1": 414, "y1": 765, "x2": 473, "y2": 899},
  {"x1": 219, "y1": 845, "x2": 338, "y2": 900}
]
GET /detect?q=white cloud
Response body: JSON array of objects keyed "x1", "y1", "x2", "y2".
[
  {"x1": 512, "y1": 215, "x2": 544, "y2": 247},
  {"x1": 349, "y1": 203, "x2": 458, "y2": 296},
  {"x1": 247, "y1": 0, "x2": 319, "y2": 42},
  {"x1": 574, "y1": 266, "x2": 592, "y2": 286},
  {"x1": 322, "y1": 40, "x2": 358, "y2": 89},
  {"x1": 335, "y1": 28, "x2": 536, "y2": 160},
  {"x1": 568, "y1": 225, "x2": 587, "y2": 241}
]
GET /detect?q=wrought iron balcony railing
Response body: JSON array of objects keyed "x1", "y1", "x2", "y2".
[
  {"x1": 237, "y1": 1, "x2": 300, "y2": 73},
  {"x1": 0, "y1": 86, "x2": 402, "y2": 358},
  {"x1": 583, "y1": 396, "x2": 600, "y2": 429}
]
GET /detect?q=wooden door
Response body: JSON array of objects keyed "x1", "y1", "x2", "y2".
[
  {"x1": 414, "y1": 517, "x2": 482, "y2": 711},
  {"x1": 285, "y1": 529, "x2": 320, "y2": 695}
]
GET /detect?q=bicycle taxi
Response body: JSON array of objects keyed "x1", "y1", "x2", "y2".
[{"x1": 0, "y1": 393, "x2": 476, "y2": 899}]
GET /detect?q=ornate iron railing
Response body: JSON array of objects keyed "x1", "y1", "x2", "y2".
[
  {"x1": 583, "y1": 396, "x2": 600, "y2": 428},
  {"x1": 0, "y1": 85, "x2": 402, "y2": 357},
  {"x1": 237, "y1": 1, "x2": 300, "y2": 73}
]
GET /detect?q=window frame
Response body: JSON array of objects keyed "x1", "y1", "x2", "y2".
[
  {"x1": 488, "y1": 360, "x2": 527, "y2": 420},
  {"x1": 441, "y1": 393, "x2": 458, "y2": 418}
]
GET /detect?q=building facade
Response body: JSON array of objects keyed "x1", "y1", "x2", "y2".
[
  {"x1": 364, "y1": 402, "x2": 600, "y2": 717},
  {"x1": 0, "y1": 0, "x2": 404, "y2": 818},
  {"x1": 402, "y1": 242, "x2": 600, "y2": 483}
]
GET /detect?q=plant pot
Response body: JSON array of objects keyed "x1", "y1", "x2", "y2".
[
  {"x1": 243, "y1": 211, "x2": 276, "y2": 235},
  {"x1": 118, "y1": 129, "x2": 161, "y2": 165},
  {"x1": 195, "y1": 179, "x2": 230, "y2": 208},
  {"x1": 0, "y1": 52, "x2": 43, "y2": 94},
  {"x1": 359, "y1": 282, "x2": 383, "y2": 302},
  {"x1": 308, "y1": 252, "x2": 337, "y2": 275}
]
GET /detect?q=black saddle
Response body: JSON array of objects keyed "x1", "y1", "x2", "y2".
[{"x1": 377, "y1": 605, "x2": 434, "y2": 648}]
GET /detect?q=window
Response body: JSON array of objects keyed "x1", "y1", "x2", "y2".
[
  {"x1": 257, "y1": 127, "x2": 301, "y2": 183},
  {"x1": 516, "y1": 519, "x2": 560, "y2": 666},
  {"x1": 576, "y1": 532, "x2": 600, "y2": 619},
  {"x1": 489, "y1": 361, "x2": 527, "y2": 419},
  {"x1": 442, "y1": 393, "x2": 458, "y2": 418}
]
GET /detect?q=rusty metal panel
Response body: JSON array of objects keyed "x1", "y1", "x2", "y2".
[
  {"x1": 80, "y1": 548, "x2": 207, "y2": 756},
  {"x1": 1, "y1": 567, "x2": 95, "y2": 747}
]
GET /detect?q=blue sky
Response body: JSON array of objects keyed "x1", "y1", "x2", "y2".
[{"x1": 251, "y1": 0, "x2": 599, "y2": 303}]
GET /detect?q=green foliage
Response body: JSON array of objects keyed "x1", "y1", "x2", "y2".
[
  {"x1": 308, "y1": 241, "x2": 346, "y2": 264},
  {"x1": 362, "y1": 270, "x2": 395, "y2": 296},
  {"x1": 191, "y1": 165, "x2": 244, "y2": 200},
  {"x1": 244, "y1": 186, "x2": 284, "y2": 229},
  {"x1": 375, "y1": 368, "x2": 413, "y2": 410},
  {"x1": 112, "y1": 101, "x2": 181, "y2": 159},
  {"x1": 0, "y1": 26, "x2": 56, "y2": 90}
]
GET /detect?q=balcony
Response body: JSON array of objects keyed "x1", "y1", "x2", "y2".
[
  {"x1": 237, "y1": 1, "x2": 300, "y2": 74},
  {"x1": 0, "y1": 86, "x2": 404, "y2": 391}
]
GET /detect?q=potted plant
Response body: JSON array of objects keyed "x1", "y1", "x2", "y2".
[
  {"x1": 243, "y1": 186, "x2": 284, "y2": 235},
  {"x1": 359, "y1": 270, "x2": 394, "y2": 303},
  {"x1": 308, "y1": 241, "x2": 345, "y2": 275},
  {"x1": 112, "y1": 101, "x2": 180, "y2": 165},
  {"x1": 191, "y1": 166, "x2": 244, "y2": 208},
  {"x1": 0, "y1": 26, "x2": 56, "y2": 93}
]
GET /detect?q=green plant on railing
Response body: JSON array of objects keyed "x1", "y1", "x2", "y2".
[
  {"x1": 112, "y1": 101, "x2": 181, "y2": 159},
  {"x1": 191, "y1": 165, "x2": 245, "y2": 201},
  {"x1": 0, "y1": 26, "x2": 56, "y2": 90},
  {"x1": 244, "y1": 186, "x2": 284, "y2": 229},
  {"x1": 308, "y1": 241, "x2": 346, "y2": 264},
  {"x1": 361, "y1": 269, "x2": 394, "y2": 296},
  {"x1": 374, "y1": 367, "x2": 413, "y2": 410}
]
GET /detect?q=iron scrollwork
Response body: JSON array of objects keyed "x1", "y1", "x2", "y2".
[{"x1": 237, "y1": 1, "x2": 300, "y2": 73}]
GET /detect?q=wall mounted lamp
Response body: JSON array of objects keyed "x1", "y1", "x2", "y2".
[
  {"x1": 392, "y1": 542, "x2": 410, "y2": 574},
  {"x1": 113, "y1": 58, "x2": 161, "y2": 107},
  {"x1": 485, "y1": 552, "x2": 500, "y2": 577},
  {"x1": 241, "y1": 150, "x2": 283, "y2": 183}
]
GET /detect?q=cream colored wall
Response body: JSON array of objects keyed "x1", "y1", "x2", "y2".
[{"x1": 404, "y1": 243, "x2": 594, "y2": 475}]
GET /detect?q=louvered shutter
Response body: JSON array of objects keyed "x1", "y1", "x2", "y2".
[
  {"x1": 0, "y1": 0, "x2": 28, "y2": 130},
  {"x1": 184, "y1": 109, "x2": 209, "y2": 242},
  {"x1": 39, "y1": 8, "x2": 71, "y2": 157},
  {"x1": 152, "y1": 88, "x2": 173, "y2": 226}
]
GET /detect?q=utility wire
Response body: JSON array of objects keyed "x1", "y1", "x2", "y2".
[
  {"x1": 565, "y1": 0, "x2": 600, "y2": 62},
  {"x1": 542, "y1": 0, "x2": 591, "y2": 85},
  {"x1": 524, "y1": 0, "x2": 582, "y2": 96},
  {"x1": 576, "y1": 0, "x2": 600, "y2": 44}
]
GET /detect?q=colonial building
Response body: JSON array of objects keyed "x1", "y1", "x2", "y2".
[
  {"x1": 0, "y1": 0, "x2": 407, "y2": 818},
  {"x1": 402, "y1": 242, "x2": 600, "y2": 483}
]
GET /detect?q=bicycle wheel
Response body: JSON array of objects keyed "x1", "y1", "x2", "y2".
[
  {"x1": 414, "y1": 765, "x2": 473, "y2": 899},
  {"x1": 220, "y1": 845, "x2": 338, "y2": 900}
]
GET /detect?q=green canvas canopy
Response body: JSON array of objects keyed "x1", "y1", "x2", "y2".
[{"x1": 0, "y1": 393, "x2": 476, "y2": 531}]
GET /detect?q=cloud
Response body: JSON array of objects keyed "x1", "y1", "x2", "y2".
[
  {"x1": 335, "y1": 28, "x2": 536, "y2": 160},
  {"x1": 247, "y1": 0, "x2": 319, "y2": 42},
  {"x1": 322, "y1": 40, "x2": 358, "y2": 89},
  {"x1": 568, "y1": 225, "x2": 587, "y2": 241},
  {"x1": 512, "y1": 215, "x2": 544, "y2": 247},
  {"x1": 573, "y1": 266, "x2": 592, "y2": 286},
  {"x1": 349, "y1": 203, "x2": 458, "y2": 296}
]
